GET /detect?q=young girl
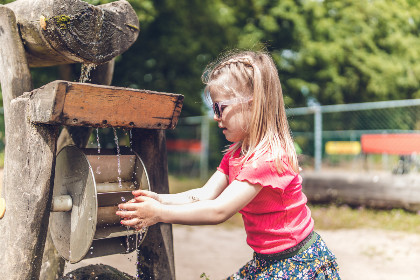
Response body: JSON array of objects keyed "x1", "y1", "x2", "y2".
[{"x1": 116, "y1": 50, "x2": 340, "y2": 279}]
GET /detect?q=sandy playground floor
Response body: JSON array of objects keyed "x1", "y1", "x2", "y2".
[{"x1": 65, "y1": 224, "x2": 420, "y2": 280}]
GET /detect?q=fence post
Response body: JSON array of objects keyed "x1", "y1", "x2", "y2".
[
  {"x1": 200, "y1": 116, "x2": 210, "y2": 181},
  {"x1": 314, "y1": 104, "x2": 322, "y2": 172}
]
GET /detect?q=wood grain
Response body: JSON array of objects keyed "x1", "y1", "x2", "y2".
[{"x1": 29, "y1": 80, "x2": 184, "y2": 129}]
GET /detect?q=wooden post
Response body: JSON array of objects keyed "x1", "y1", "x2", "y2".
[
  {"x1": 132, "y1": 129, "x2": 176, "y2": 280},
  {"x1": 0, "y1": 5, "x2": 59, "y2": 280}
]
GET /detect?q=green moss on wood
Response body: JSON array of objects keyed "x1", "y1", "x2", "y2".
[
  {"x1": 47, "y1": 15, "x2": 72, "y2": 30},
  {"x1": 125, "y1": 24, "x2": 139, "y2": 31}
]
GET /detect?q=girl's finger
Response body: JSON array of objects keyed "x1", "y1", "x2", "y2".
[
  {"x1": 115, "y1": 210, "x2": 137, "y2": 218},
  {"x1": 118, "y1": 200, "x2": 144, "y2": 210},
  {"x1": 121, "y1": 217, "x2": 142, "y2": 227},
  {"x1": 132, "y1": 190, "x2": 150, "y2": 196}
]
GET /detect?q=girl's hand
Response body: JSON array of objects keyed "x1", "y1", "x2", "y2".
[
  {"x1": 116, "y1": 196, "x2": 163, "y2": 230},
  {"x1": 132, "y1": 190, "x2": 161, "y2": 202}
]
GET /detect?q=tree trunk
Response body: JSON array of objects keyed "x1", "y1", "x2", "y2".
[
  {"x1": 5, "y1": 0, "x2": 139, "y2": 67},
  {"x1": 0, "y1": 7, "x2": 59, "y2": 280},
  {"x1": 132, "y1": 129, "x2": 176, "y2": 280}
]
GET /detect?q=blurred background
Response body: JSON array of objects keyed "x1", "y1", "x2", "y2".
[
  {"x1": 1, "y1": 0, "x2": 420, "y2": 177},
  {"x1": 1, "y1": 0, "x2": 420, "y2": 279}
]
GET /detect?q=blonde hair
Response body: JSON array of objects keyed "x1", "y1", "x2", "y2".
[{"x1": 202, "y1": 50, "x2": 299, "y2": 173}]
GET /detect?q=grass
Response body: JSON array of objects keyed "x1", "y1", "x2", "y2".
[
  {"x1": 311, "y1": 204, "x2": 420, "y2": 233},
  {"x1": 168, "y1": 175, "x2": 420, "y2": 233}
]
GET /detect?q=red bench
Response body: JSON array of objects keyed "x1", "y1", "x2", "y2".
[{"x1": 361, "y1": 134, "x2": 420, "y2": 155}]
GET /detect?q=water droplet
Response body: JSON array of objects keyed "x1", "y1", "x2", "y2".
[{"x1": 96, "y1": 128, "x2": 101, "y2": 153}]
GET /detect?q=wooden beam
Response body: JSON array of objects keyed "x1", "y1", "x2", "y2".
[
  {"x1": 28, "y1": 80, "x2": 184, "y2": 129},
  {"x1": 132, "y1": 129, "x2": 176, "y2": 280},
  {"x1": 5, "y1": 0, "x2": 139, "y2": 67}
]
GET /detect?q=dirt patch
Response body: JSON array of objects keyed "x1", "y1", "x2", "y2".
[{"x1": 65, "y1": 225, "x2": 420, "y2": 280}]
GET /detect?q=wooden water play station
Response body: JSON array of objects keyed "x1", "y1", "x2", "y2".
[{"x1": 0, "y1": 0, "x2": 182, "y2": 279}]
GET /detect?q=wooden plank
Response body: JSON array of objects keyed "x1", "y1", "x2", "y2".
[
  {"x1": 29, "y1": 80, "x2": 184, "y2": 129},
  {"x1": 361, "y1": 133, "x2": 420, "y2": 155}
]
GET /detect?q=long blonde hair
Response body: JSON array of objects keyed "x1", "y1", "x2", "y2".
[{"x1": 202, "y1": 50, "x2": 299, "y2": 173}]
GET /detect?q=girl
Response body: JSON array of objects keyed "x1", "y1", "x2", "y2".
[{"x1": 116, "y1": 50, "x2": 340, "y2": 279}]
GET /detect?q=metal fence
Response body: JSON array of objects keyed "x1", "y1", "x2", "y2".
[
  {"x1": 167, "y1": 99, "x2": 420, "y2": 178},
  {"x1": 1, "y1": 99, "x2": 419, "y2": 178},
  {"x1": 288, "y1": 99, "x2": 420, "y2": 173}
]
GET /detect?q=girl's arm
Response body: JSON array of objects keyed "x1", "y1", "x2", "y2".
[
  {"x1": 133, "y1": 170, "x2": 229, "y2": 205},
  {"x1": 116, "y1": 179, "x2": 262, "y2": 228}
]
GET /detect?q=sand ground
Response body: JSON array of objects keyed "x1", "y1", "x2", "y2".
[
  {"x1": 2, "y1": 168, "x2": 419, "y2": 279},
  {"x1": 65, "y1": 225, "x2": 420, "y2": 280}
]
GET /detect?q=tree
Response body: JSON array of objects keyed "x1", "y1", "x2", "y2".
[{"x1": 221, "y1": 0, "x2": 420, "y2": 107}]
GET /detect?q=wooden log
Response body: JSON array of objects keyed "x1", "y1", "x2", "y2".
[
  {"x1": 28, "y1": 80, "x2": 184, "y2": 129},
  {"x1": 132, "y1": 129, "x2": 176, "y2": 280},
  {"x1": 5, "y1": 0, "x2": 139, "y2": 67},
  {"x1": 302, "y1": 171, "x2": 420, "y2": 211}
]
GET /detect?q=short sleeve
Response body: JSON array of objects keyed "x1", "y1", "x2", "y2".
[
  {"x1": 235, "y1": 156, "x2": 297, "y2": 191},
  {"x1": 217, "y1": 151, "x2": 231, "y2": 175}
]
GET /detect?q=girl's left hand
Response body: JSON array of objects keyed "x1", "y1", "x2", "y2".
[{"x1": 116, "y1": 196, "x2": 163, "y2": 230}]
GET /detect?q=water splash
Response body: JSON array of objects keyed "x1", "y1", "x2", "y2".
[{"x1": 79, "y1": 63, "x2": 97, "y2": 83}]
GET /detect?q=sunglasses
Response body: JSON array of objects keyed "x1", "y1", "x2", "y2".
[{"x1": 212, "y1": 97, "x2": 252, "y2": 118}]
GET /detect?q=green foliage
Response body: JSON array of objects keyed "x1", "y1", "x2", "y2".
[
  {"x1": 1, "y1": 0, "x2": 420, "y2": 158},
  {"x1": 200, "y1": 272, "x2": 211, "y2": 280},
  {"x1": 214, "y1": 0, "x2": 420, "y2": 107}
]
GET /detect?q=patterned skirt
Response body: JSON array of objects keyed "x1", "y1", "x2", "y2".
[{"x1": 226, "y1": 232, "x2": 340, "y2": 280}]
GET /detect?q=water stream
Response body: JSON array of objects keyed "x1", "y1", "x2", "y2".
[
  {"x1": 113, "y1": 128, "x2": 123, "y2": 188},
  {"x1": 79, "y1": 64, "x2": 142, "y2": 277},
  {"x1": 79, "y1": 63, "x2": 97, "y2": 83}
]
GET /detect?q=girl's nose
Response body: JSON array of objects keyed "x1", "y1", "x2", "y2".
[{"x1": 213, "y1": 113, "x2": 221, "y2": 121}]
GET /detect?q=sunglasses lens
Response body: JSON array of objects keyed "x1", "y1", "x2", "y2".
[{"x1": 213, "y1": 103, "x2": 221, "y2": 118}]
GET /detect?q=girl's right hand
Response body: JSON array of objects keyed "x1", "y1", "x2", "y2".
[{"x1": 132, "y1": 190, "x2": 161, "y2": 202}]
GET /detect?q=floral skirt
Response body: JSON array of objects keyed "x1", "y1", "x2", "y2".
[{"x1": 226, "y1": 233, "x2": 340, "y2": 280}]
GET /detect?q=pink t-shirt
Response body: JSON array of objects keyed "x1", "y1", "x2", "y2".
[{"x1": 217, "y1": 148, "x2": 314, "y2": 254}]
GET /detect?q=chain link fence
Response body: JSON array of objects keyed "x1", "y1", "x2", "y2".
[
  {"x1": 288, "y1": 99, "x2": 420, "y2": 173},
  {"x1": 1, "y1": 99, "x2": 418, "y2": 177},
  {"x1": 166, "y1": 99, "x2": 420, "y2": 178}
]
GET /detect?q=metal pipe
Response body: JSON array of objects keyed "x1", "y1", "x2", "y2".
[{"x1": 51, "y1": 195, "x2": 73, "y2": 212}]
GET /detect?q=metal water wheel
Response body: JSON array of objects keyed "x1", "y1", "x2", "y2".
[{"x1": 50, "y1": 145, "x2": 150, "y2": 263}]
